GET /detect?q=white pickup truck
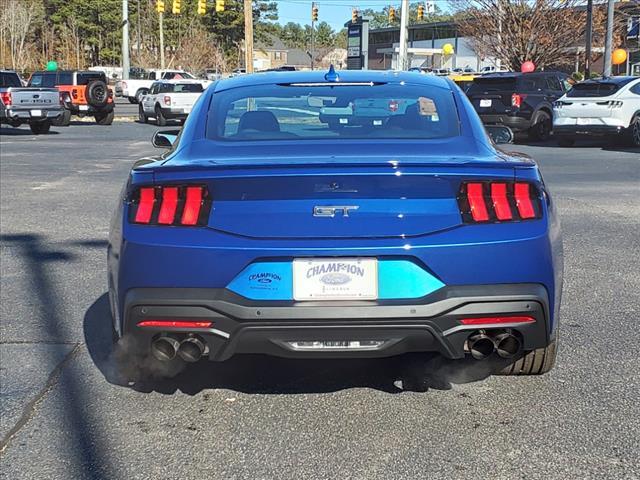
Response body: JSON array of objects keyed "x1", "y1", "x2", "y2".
[
  {"x1": 115, "y1": 70, "x2": 199, "y2": 103},
  {"x1": 138, "y1": 80, "x2": 206, "y2": 126}
]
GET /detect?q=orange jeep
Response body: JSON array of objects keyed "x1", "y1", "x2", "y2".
[{"x1": 28, "y1": 70, "x2": 114, "y2": 125}]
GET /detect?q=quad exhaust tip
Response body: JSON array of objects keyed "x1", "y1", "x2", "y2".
[
  {"x1": 177, "y1": 336, "x2": 206, "y2": 363},
  {"x1": 151, "y1": 336, "x2": 180, "y2": 362},
  {"x1": 467, "y1": 333, "x2": 495, "y2": 360},
  {"x1": 494, "y1": 332, "x2": 522, "y2": 359}
]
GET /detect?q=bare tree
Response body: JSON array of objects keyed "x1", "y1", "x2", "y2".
[
  {"x1": 452, "y1": 0, "x2": 613, "y2": 71},
  {"x1": 171, "y1": 27, "x2": 228, "y2": 74},
  {"x1": 0, "y1": 0, "x2": 43, "y2": 70}
]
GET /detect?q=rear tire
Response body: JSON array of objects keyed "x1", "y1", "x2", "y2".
[
  {"x1": 528, "y1": 111, "x2": 552, "y2": 142},
  {"x1": 29, "y1": 121, "x2": 51, "y2": 134},
  {"x1": 627, "y1": 114, "x2": 640, "y2": 148},
  {"x1": 135, "y1": 89, "x2": 148, "y2": 103},
  {"x1": 558, "y1": 137, "x2": 575, "y2": 147},
  {"x1": 127, "y1": 97, "x2": 137, "y2": 104},
  {"x1": 52, "y1": 109, "x2": 71, "y2": 127},
  {"x1": 95, "y1": 110, "x2": 115, "y2": 125},
  {"x1": 155, "y1": 105, "x2": 167, "y2": 126},
  {"x1": 138, "y1": 104, "x2": 147, "y2": 123},
  {"x1": 496, "y1": 340, "x2": 557, "y2": 375}
]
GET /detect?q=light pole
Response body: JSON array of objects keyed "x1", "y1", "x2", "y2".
[
  {"x1": 603, "y1": 0, "x2": 615, "y2": 77},
  {"x1": 122, "y1": 0, "x2": 130, "y2": 79},
  {"x1": 398, "y1": 0, "x2": 409, "y2": 70},
  {"x1": 585, "y1": 0, "x2": 593, "y2": 78}
]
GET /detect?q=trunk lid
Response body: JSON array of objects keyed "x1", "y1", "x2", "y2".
[
  {"x1": 6, "y1": 88, "x2": 59, "y2": 109},
  {"x1": 152, "y1": 160, "x2": 517, "y2": 239}
]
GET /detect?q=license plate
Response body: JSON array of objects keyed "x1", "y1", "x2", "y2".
[
  {"x1": 79, "y1": 105, "x2": 89, "y2": 111},
  {"x1": 577, "y1": 117, "x2": 591, "y2": 125},
  {"x1": 480, "y1": 99, "x2": 492, "y2": 108},
  {"x1": 30, "y1": 109, "x2": 42, "y2": 117},
  {"x1": 293, "y1": 258, "x2": 378, "y2": 301}
]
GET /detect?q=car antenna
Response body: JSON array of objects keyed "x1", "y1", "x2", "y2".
[{"x1": 324, "y1": 64, "x2": 339, "y2": 82}]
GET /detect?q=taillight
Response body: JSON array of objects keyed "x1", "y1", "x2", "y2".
[
  {"x1": 129, "y1": 185, "x2": 210, "y2": 226},
  {"x1": 121, "y1": 81, "x2": 127, "y2": 89},
  {"x1": 71, "y1": 88, "x2": 78, "y2": 99},
  {"x1": 511, "y1": 93, "x2": 527, "y2": 108},
  {"x1": 163, "y1": 95, "x2": 171, "y2": 106},
  {"x1": 458, "y1": 181, "x2": 542, "y2": 223},
  {"x1": 137, "y1": 320, "x2": 213, "y2": 329},
  {"x1": 460, "y1": 316, "x2": 535, "y2": 326},
  {"x1": 388, "y1": 100, "x2": 399, "y2": 112},
  {"x1": 0, "y1": 91, "x2": 11, "y2": 106},
  {"x1": 596, "y1": 100, "x2": 623, "y2": 108}
]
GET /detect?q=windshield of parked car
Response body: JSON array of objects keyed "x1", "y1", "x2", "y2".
[
  {"x1": 567, "y1": 80, "x2": 633, "y2": 97},
  {"x1": 206, "y1": 83, "x2": 460, "y2": 141},
  {"x1": 172, "y1": 83, "x2": 203, "y2": 93}
]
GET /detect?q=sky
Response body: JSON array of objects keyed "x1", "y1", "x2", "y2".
[{"x1": 273, "y1": 0, "x2": 403, "y2": 31}]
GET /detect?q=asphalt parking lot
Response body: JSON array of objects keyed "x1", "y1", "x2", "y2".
[{"x1": 1, "y1": 121, "x2": 639, "y2": 479}]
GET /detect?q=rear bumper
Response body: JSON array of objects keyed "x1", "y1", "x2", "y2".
[
  {"x1": 553, "y1": 124, "x2": 626, "y2": 137},
  {"x1": 66, "y1": 103, "x2": 114, "y2": 115},
  {"x1": 478, "y1": 114, "x2": 531, "y2": 131},
  {"x1": 160, "y1": 107, "x2": 190, "y2": 119},
  {"x1": 2, "y1": 107, "x2": 63, "y2": 122},
  {"x1": 121, "y1": 284, "x2": 550, "y2": 361}
]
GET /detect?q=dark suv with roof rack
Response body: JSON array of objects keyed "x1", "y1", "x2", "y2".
[{"x1": 466, "y1": 72, "x2": 572, "y2": 141}]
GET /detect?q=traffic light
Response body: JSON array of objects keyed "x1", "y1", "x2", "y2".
[
  {"x1": 417, "y1": 4, "x2": 424, "y2": 21},
  {"x1": 389, "y1": 6, "x2": 396, "y2": 23},
  {"x1": 197, "y1": 0, "x2": 206, "y2": 15},
  {"x1": 215, "y1": 0, "x2": 224, "y2": 12},
  {"x1": 156, "y1": 0, "x2": 165, "y2": 13},
  {"x1": 312, "y1": 4, "x2": 318, "y2": 22},
  {"x1": 352, "y1": 8, "x2": 358, "y2": 23},
  {"x1": 172, "y1": 0, "x2": 180, "y2": 14}
]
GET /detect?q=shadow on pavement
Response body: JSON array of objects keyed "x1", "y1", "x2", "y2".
[
  {"x1": 84, "y1": 293, "x2": 503, "y2": 396},
  {"x1": 0, "y1": 233, "x2": 112, "y2": 479},
  {"x1": 0, "y1": 127, "x2": 60, "y2": 136}
]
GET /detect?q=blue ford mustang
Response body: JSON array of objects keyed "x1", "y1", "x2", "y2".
[{"x1": 108, "y1": 69, "x2": 562, "y2": 377}]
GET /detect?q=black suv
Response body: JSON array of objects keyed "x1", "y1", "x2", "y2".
[{"x1": 466, "y1": 72, "x2": 572, "y2": 141}]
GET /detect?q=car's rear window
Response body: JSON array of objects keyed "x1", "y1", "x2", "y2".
[
  {"x1": 567, "y1": 80, "x2": 632, "y2": 97},
  {"x1": 0, "y1": 72, "x2": 21, "y2": 88},
  {"x1": 206, "y1": 83, "x2": 460, "y2": 141},
  {"x1": 467, "y1": 77, "x2": 517, "y2": 94},
  {"x1": 29, "y1": 73, "x2": 56, "y2": 87},
  {"x1": 77, "y1": 72, "x2": 106, "y2": 85},
  {"x1": 173, "y1": 83, "x2": 203, "y2": 93}
]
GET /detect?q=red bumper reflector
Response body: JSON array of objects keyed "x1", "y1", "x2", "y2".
[
  {"x1": 490, "y1": 183, "x2": 512, "y2": 220},
  {"x1": 157, "y1": 186, "x2": 178, "y2": 224},
  {"x1": 515, "y1": 183, "x2": 536, "y2": 219},
  {"x1": 460, "y1": 316, "x2": 535, "y2": 326},
  {"x1": 134, "y1": 187, "x2": 155, "y2": 223},
  {"x1": 137, "y1": 320, "x2": 213, "y2": 329},
  {"x1": 181, "y1": 186, "x2": 203, "y2": 225},
  {"x1": 467, "y1": 183, "x2": 489, "y2": 221}
]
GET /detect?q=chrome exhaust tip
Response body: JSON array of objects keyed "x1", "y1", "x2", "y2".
[
  {"x1": 495, "y1": 332, "x2": 522, "y2": 359},
  {"x1": 468, "y1": 333, "x2": 495, "y2": 360},
  {"x1": 151, "y1": 336, "x2": 180, "y2": 362},
  {"x1": 177, "y1": 336, "x2": 206, "y2": 363}
]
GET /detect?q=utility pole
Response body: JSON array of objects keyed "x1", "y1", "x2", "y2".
[
  {"x1": 159, "y1": 12, "x2": 165, "y2": 69},
  {"x1": 244, "y1": 0, "x2": 254, "y2": 73},
  {"x1": 398, "y1": 0, "x2": 409, "y2": 70},
  {"x1": 603, "y1": 0, "x2": 615, "y2": 77},
  {"x1": 311, "y1": 2, "x2": 316, "y2": 70},
  {"x1": 122, "y1": 0, "x2": 130, "y2": 79},
  {"x1": 136, "y1": 0, "x2": 141, "y2": 59},
  {"x1": 585, "y1": 0, "x2": 593, "y2": 78}
]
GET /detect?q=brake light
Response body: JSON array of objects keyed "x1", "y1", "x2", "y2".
[
  {"x1": 71, "y1": 88, "x2": 78, "y2": 99},
  {"x1": 121, "y1": 81, "x2": 127, "y2": 89},
  {"x1": 130, "y1": 185, "x2": 210, "y2": 226},
  {"x1": 163, "y1": 95, "x2": 171, "y2": 106},
  {"x1": 0, "y1": 91, "x2": 11, "y2": 106},
  {"x1": 137, "y1": 320, "x2": 213, "y2": 329},
  {"x1": 458, "y1": 181, "x2": 542, "y2": 223},
  {"x1": 460, "y1": 316, "x2": 535, "y2": 325},
  {"x1": 388, "y1": 100, "x2": 399, "y2": 112},
  {"x1": 511, "y1": 93, "x2": 527, "y2": 108}
]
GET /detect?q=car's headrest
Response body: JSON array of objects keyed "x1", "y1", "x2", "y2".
[{"x1": 238, "y1": 111, "x2": 280, "y2": 132}]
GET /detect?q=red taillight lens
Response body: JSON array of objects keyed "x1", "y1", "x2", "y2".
[
  {"x1": 514, "y1": 182, "x2": 536, "y2": 219},
  {"x1": 460, "y1": 316, "x2": 535, "y2": 325},
  {"x1": 130, "y1": 185, "x2": 210, "y2": 226},
  {"x1": 134, "y1": 187, "x2": 155, "y2": 224},
  {"x1": 511, "y1": 93, "x2": 526, "y2": 108},
  {"x1": 466, "y1": 183, "x2": 489, "y2": 222},
  {"x1": 163, "y1": 95, "x2": 171, "y2": 106},
  {"x1": 458, "y1": 181, "x2": 541, "y2": 223},
  {"x1": 137, "y1": 320, "x2": 213, "y2": 329},
  {"x1": 72, "y1": 88, "x2": 78, "y2": 99},
  {"x1": 181, "y1": 186, "x2": 203, "y2": 225},
  {"x1": 490, "y1": 183, "x2": 512, "y2": 221},
  {"x1": 0, "y1": 91, "x2": 11, "y2": 106},
  {"x1": 157, "y1": 186, "x2": 178, "y2": 224}
]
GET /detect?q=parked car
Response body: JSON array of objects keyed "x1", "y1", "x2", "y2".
[
  {"x1": 449, "y1": 73, "x2": 478, "y2": 93},
  {"x1": 466, "y1": 72, "x2": 572, "y2": 141},
  {"x1": 138, "y1": 80, "x2": 206, "y2": 126},
  {"x1": 28, "y1": 70, "x2": 115, "y2": 126},
  {"x1": 108, "y1": 70, "x2": 562, "y2": 382},
  {"x1": 553, "y1": 76, "x2": 640, "y2": 147},
  {"x1": 115, "y1": 69, "x2": 198, "y2": 104},
  {"x1": 479, "y1": 66, "x2": 510, "y2": 74},
  {"x1": 0, "y1": 69, "x2": 64, "y2": 134}
]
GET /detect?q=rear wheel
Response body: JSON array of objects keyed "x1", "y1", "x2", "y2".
[
  {"x1": 155, "y1": 105, "x2": 167, "y2": 126},
  {"x1": 29, "y1": 121, "x2": 51, "y2": 134},
  {"x1": 52, "y1": 109, "x2": 71, "y2": 127},
  {"x1": 127, "y1": 97, "x2": 137, "y2": 104},
  {"x1": 138, "y1": 104, "x2": 147, "y2": 123},
  {"x1": 95, "y1": 110, "x2": 115, "y2": 125},
  {"x1": 135, "y1": 89, "x2": 148, "y2": 103},
  {"x1": 558, "y1": 137, "x2": 575, "y2": 147},
  {"x1": 496, "y1": 340, "x2": 557, "y2": 375},
  {"x1": 528, "y1": 111, "x2": 552, "y2": 142},
  {"x1": 627, "y1": 114, "x2": 640, "y2": 148}
]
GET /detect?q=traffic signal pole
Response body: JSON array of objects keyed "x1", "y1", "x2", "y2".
[
  {"x1": 122, "y1": 0, "x2": 130, "y2": 80},
  {"x1": 311, "y1": 2, "x2": 316, "y2": 70},
  {"x1": 603, "y1": 0, "x2": 615, "y2": 77},
  {"x1": 398, "y1": 0, "x2": 409, "y2": 70}
]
